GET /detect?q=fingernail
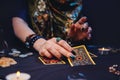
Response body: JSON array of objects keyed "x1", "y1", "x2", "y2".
[
  {"x1": 70, "y1": 54, "x2": 76, "y2": 60},
  {"x1": 71, "y1": 50, "x2": 76, "y2": 55},
  {"x1": 70, "y1": 50, "x2": 76, "y2": 59}
]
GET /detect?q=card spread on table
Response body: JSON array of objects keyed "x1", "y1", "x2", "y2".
[
  {"x1": 68, "y1": 45, "x2": 96, "y2": 67},
  {"x1": 38, "y1": 56, "x2": 66, "y2": 65},
  {"x1": 38, "y1": 45, "x2": 95, "y2": 66}
]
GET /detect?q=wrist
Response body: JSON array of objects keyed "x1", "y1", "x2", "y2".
[
  {"x1": 33, "y1": 38, "x2": 46, "y2": 51},
  {"x1": 25, "y1": 34, "x2": 45, "y2": 49}
]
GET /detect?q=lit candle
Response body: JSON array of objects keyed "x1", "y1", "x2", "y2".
[
  {"x1": 6, "y1": 71, "x2": 31, "y2": 80},
  {"x1": 16, "y1": 71, "x2": 20, "y2": 80},
  {"x1": 98, "y1": 47, "x2": 111, "y2": 55}
]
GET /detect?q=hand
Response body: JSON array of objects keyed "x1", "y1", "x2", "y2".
[
  {"x1": 67, "y1": 16, "x2": 92, "y2": 41},
  {"x1": 33, "y1": 37, "x2": 73, "y2": 59}
]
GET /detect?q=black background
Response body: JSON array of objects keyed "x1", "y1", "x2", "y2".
[{"x1": 83, "y1": 0, "x2": 120, "y2": 47}]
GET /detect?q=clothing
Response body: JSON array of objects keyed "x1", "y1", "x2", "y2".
[{"x1": 28, "y1": 0, "x2": 83, "y2": 40}]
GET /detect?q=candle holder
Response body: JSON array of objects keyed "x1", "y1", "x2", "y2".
[
  {"x1": 6, "y1": 71, "x2": 31, "y2": 80},
  {"x1": 98, "y1": 47, "x2": 111, "y2": 55}
]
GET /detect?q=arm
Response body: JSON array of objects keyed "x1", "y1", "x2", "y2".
[
  {"x1": 12, "y1": 17, "x2": 73, "y2": 59},
  {"x1": 12, "y1": 17, "x2": 35, "y2": 42}
]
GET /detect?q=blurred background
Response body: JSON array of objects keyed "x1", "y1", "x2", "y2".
[
  {"x1": 83, "y1": 0, "x2": 120, "y2": 47},
  {"x1": 0, "y1": 0, "x2": 120, "y2": 48}
]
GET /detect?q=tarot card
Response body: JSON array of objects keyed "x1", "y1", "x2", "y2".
[
  {"x1": 38, "y1": 56, "x2": 66, "y2": 65},
  {"x1": 89, "y1": 52, "x2": 98, "y2": 58},
  {"x1": 68, "y1": 45, "x2": 96, "y2": 67}
]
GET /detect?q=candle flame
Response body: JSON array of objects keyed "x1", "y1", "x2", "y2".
[
  {"x1": 16, "y1": 71, "x2": 20, "y2": 77},
  {"x1": 102, "y1": 47, "x2": 105, "y2": 50}
]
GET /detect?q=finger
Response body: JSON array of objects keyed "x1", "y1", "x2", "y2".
[
  {"x1": 55, "y1": 45, "x2": 73, "y2": 58},
  {"x1": 78, "y1": 16, "x2": 87, "y2": 24},
  {"x1": 80, "y1": 22, "x2": 89, "y2": 32},
  {"x1": 47, "y1": 46, "x2": 62, "y2": 59},
  {"x1": 57, "y1": 40, "x2": 73, "y2": 51},
  {"x1": 77, "y1": 32, "x2": 88, "y2": 40},
  {"x1": 70, "y1": 24, "x2": 76, "y2": 32},
  {"x1": 40, "y1": 49, "x2": 52, "y2": 58},
  {"x1": 58, "y1": 48, "x2": 72, "y2": 58},
  {"x1": 87, "y1": 34, "x2": 91, "y2": 40},
  {"x1": 44, "y1": 41, "x2": 62, "y2": 59},
  {"x1": 83, "y1": 22, "x2": 88, "y2": 29},
  {"x1": 75, "y1": 22, "x2": 89, "y2": 31},
  {"x1": 87, "y1": 27, "x2": 92, "y2": 33},
  {"x1": 46, "y1": 41, "x2": 72, "y2": 58}
]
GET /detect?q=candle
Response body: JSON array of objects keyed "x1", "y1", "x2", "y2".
[
  {"x1": 98, "y1": 47, "x2": 111, "y2": 55},
  {"x1": 6, "y1": 71, "x2": 31, "y2": 80},
  {"x1": 16, "y1": 71, "x2": 20, "y2": 80}
]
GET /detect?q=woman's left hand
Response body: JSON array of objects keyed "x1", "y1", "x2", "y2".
[{"x1": 67, "y1": 16, "x2": 92, "y2": 41}]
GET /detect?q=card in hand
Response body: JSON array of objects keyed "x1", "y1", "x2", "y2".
[
  {"x1": 38, "y1": 56, "x2": 66, "y2": 65},
  {"x1": 68, "y1": 45, "x2": 96, "y2": 67}
]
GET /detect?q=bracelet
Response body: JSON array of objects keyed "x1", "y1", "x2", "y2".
[{"x1": 25, "y1": 34, "x2": 44, "y2": 48}]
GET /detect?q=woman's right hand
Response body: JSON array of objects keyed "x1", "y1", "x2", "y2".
[{"x1": 33, "y1": 37, "x2": 73, "y2": 59}]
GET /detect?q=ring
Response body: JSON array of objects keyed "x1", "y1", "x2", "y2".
[
  {"x1": 56, "y1": 37, "x2": 62, "y2": 42},
  {"x1": 81, "y1": 22, "x2": 88, "y2": 32},
  {"x1": 81, "y1": 27, "x2": 86, "y2": 32},
  {"x1": 81, "y1": 26, "x2": 88, "y2": 32}
]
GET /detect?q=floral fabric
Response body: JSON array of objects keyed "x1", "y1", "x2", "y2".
[{"x1": 28, "y1": 0, "x2": 83, "y2": 40}]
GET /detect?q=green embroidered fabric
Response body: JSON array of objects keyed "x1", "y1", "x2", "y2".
[{"x1": 28, "y1": 0, "x2": 83, "y2": 40}]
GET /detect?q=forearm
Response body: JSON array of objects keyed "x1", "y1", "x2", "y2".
[
  {"x1": 12, "y1": 17, "x2": 46, "y2": 51},
  {"x1": 12, "y1": 17, "x2": 35, "y2": 42}
]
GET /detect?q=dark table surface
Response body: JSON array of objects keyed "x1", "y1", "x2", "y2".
[{"x1": 0, "y1": 45, "x2": 120, "y2": 80}]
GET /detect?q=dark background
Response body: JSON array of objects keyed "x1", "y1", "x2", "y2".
[
  {"x1": 83, "y1": 0, "x2": 120, "y2": 47},
  {"x1": 0, "y1": 0, "x2": 120, "y2": 48}
]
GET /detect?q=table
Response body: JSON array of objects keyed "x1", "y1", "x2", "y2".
[{"x1": 0, "y1": 45, "x2": 120, "y2": 80}]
